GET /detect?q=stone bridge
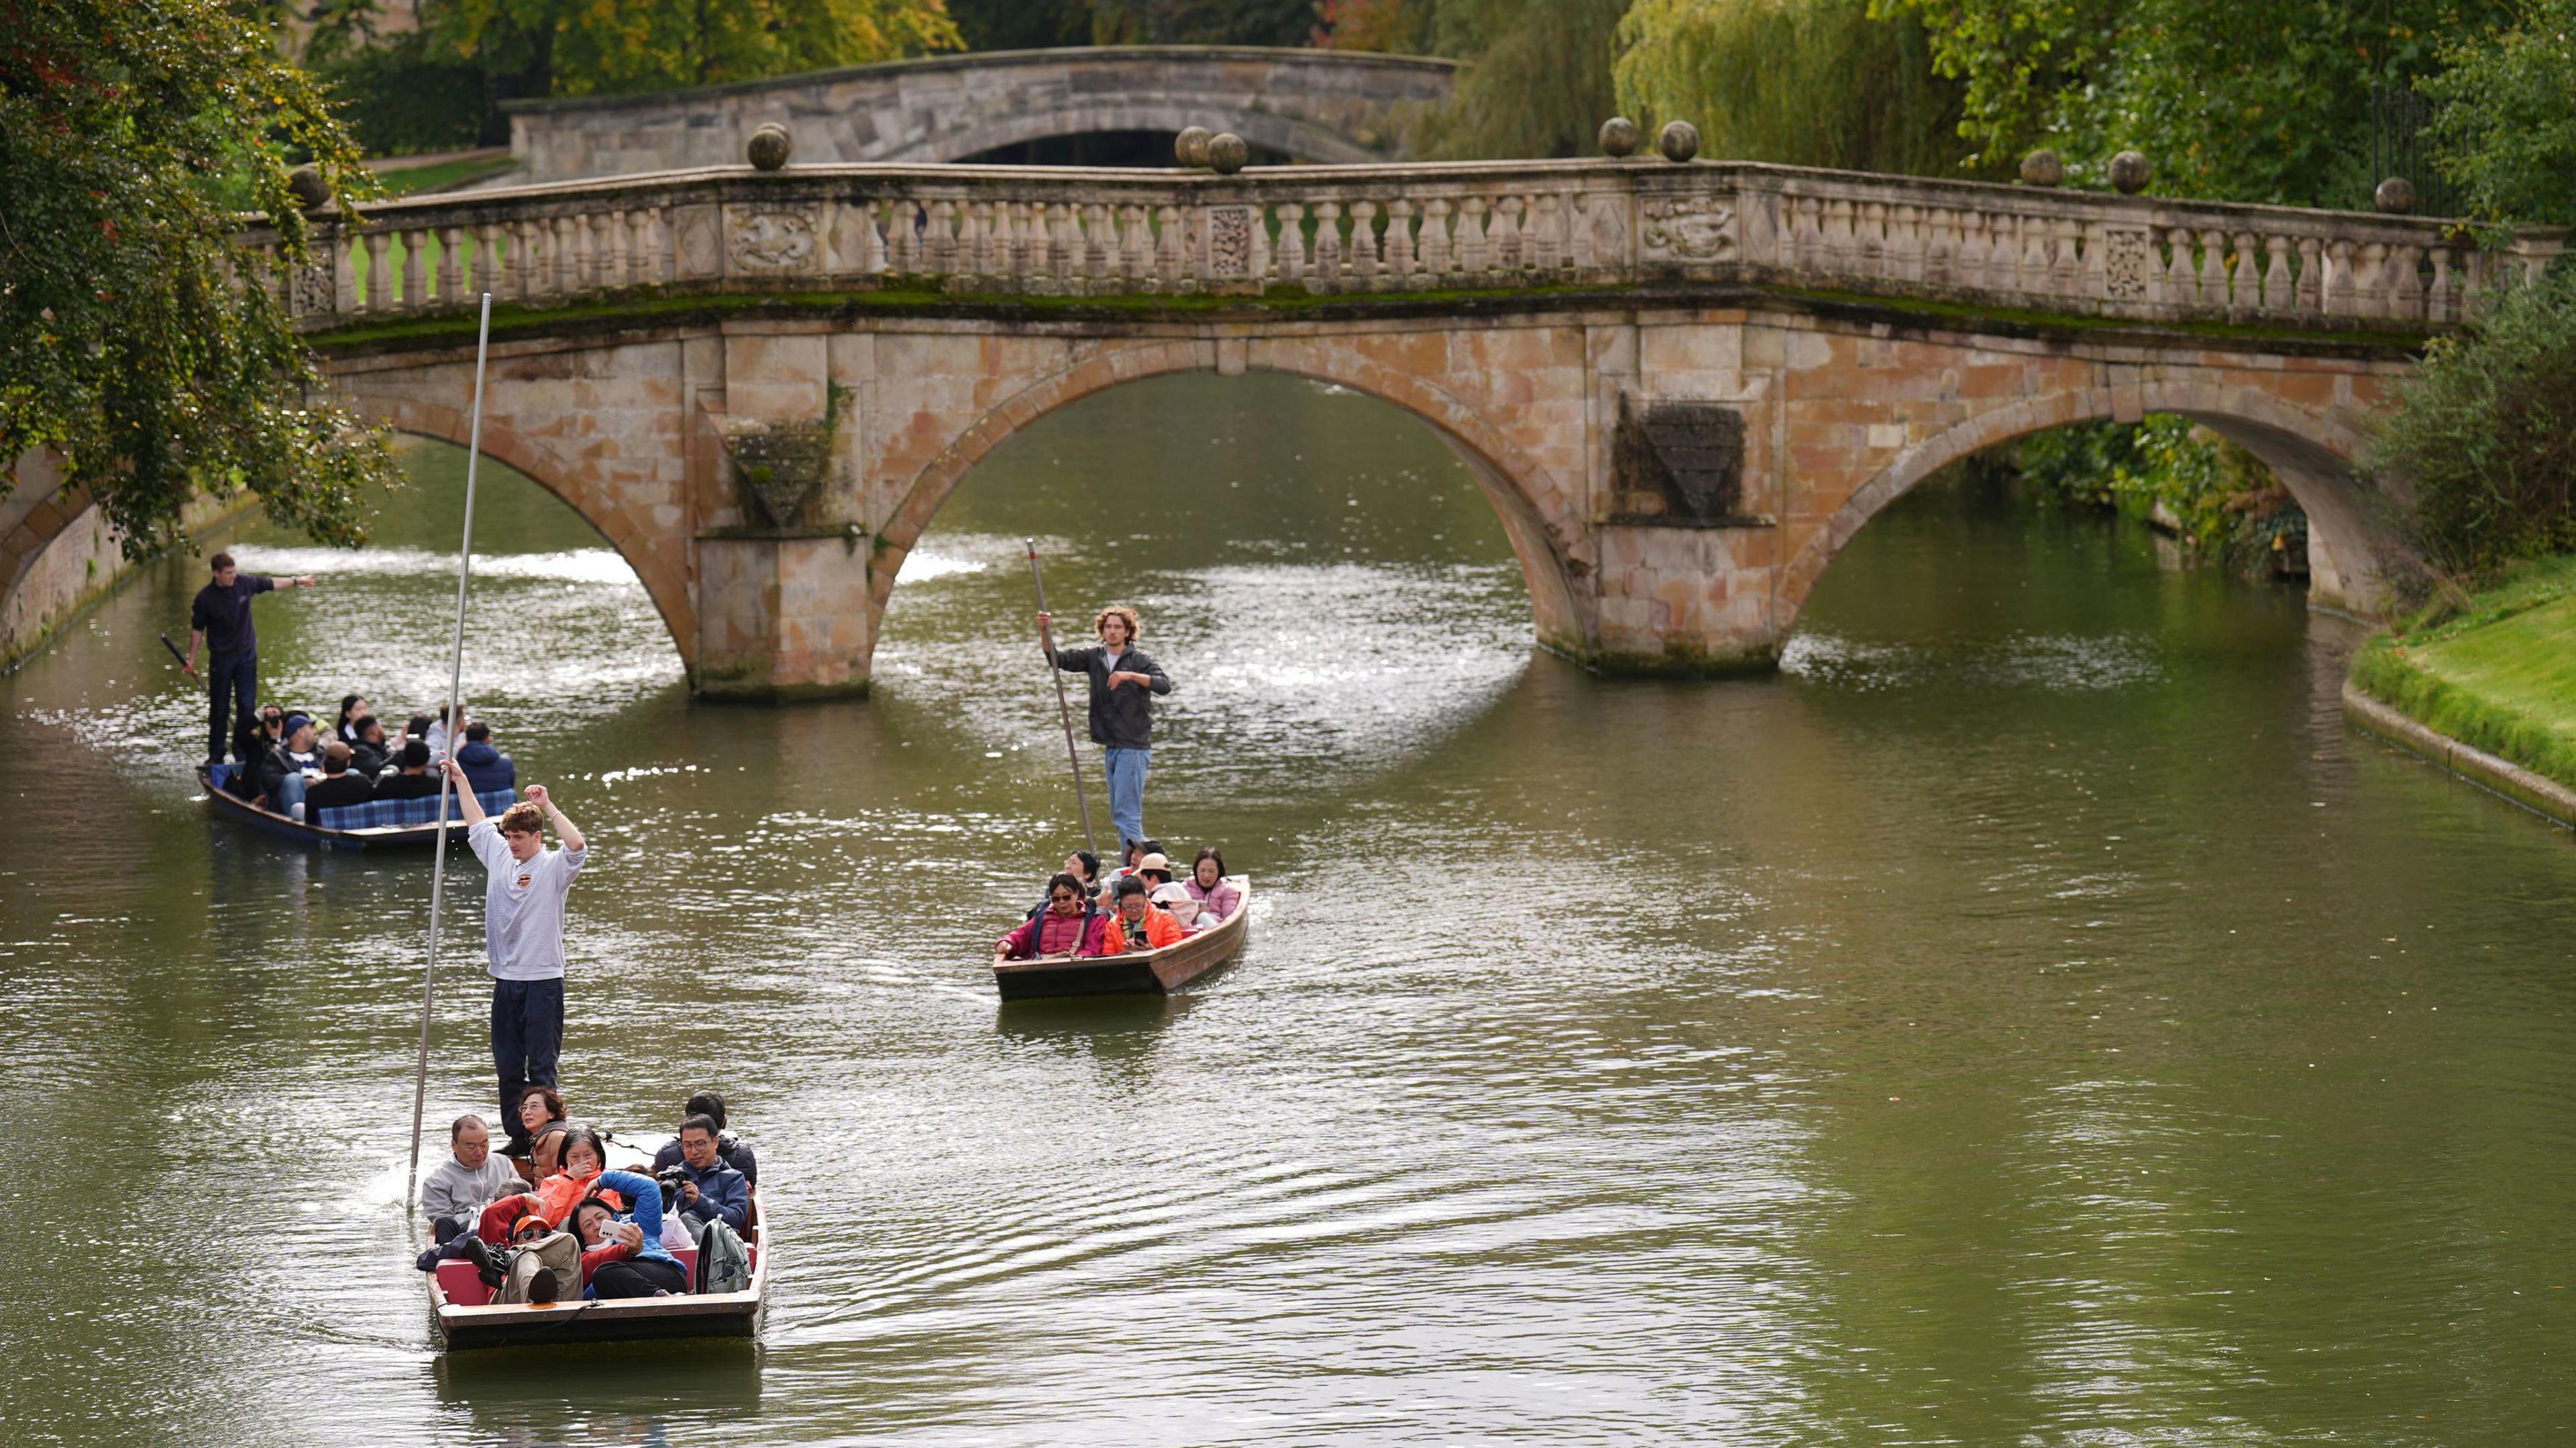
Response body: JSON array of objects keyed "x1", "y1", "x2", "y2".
[
  {"x1": 12, "y1": 156, "x2": 2559, "y2": 693},
  {"x1": 505, "y1": 46, "x2": 1457, "y2": 182}
]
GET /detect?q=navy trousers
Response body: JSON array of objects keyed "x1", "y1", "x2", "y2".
[
  {"x1": 205, "y1": 651, "x2": 258, "y2": 764},
  {"x1": 490, "y1": 977, "x2": 565, "y2": 1144}
]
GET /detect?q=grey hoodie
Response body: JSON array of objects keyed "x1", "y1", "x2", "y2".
[{"x1": 421, "y1": 1152, "x2": 525, "y2": 1238}]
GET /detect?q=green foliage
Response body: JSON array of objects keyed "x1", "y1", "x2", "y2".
[
  {"x1": 1878, "y1": 0, "x2": 2512, "y2": 207},
  {"x1": 2351, "y1": 554, "x2": 2576, "y2": 789},
  {"x1": 2371, "y1": 265, "x2": 2576, "y2": 581},
  {"x1": 1416, "y1": 0, "x2": 1631, "y2": 158},
  {"x1": 2012, "y1": 416, "x2": 2288, "y2": 565},
  {"x1": 2423, "y1": 0, "x2": 2576, "y2": 227},
  {"x1": 1, "y1": 0, "x2": 397, "y2": 557},
  {"x1": 1613, "y1": 0, "x2": 1974, "y2": 174},
  {"x1": 421, "y1": 0, "x2": 963, "y2": 99},
  {"x1": 947, "y1": 0, "x2": 1095, "y2": 48},
  {"x1": 315, "y1": 30, "x2": 497, "y2": 154}
]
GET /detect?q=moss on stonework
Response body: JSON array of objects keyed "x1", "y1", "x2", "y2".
[
  {"x1": 1544, "y1": 636, "x2": 1782, "y2": 678},
  {"x1": 305, "y1": 276, "x2": 2430, "y2": 359}
]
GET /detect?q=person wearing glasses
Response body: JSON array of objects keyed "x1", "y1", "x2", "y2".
[{"x1": 996, "y1": 873, "x2": 1116, "y2": 962}]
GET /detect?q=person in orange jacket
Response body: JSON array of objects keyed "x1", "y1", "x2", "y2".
[{"x1": 1106, "y1": 875, "x2": 1186, "y2": 954}]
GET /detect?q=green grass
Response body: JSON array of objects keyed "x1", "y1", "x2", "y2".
[
  {"x1": 2350, "y1": 553, "x2": 2576, "y2": 787},
  {"x1": 372, "y1": 154, "x2": 519, "y2": 199}
]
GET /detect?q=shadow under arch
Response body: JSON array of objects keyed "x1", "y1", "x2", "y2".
[
  {"x1": 902, "y1": 103, "x2": 1376, "y2": 166},
  {"x1": 1778, "y1": 382, "x2": 2407, "y2": 632},
  {"x1": 343, "y1": 394, "x2": 699, "y2": 672},
  {"x1": 872, "y1": 343, "x2": 1585, "y2": 653}
]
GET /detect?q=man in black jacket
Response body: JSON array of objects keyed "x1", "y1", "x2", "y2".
[
  {"x1": 1038, "y1": 604, "x2": 1174, "y2": 852},
  {"x1": 303, "y1": 742, "x2": 376, "y2": 823}
]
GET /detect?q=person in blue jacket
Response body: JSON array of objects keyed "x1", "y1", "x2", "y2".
[
  {"x1": 667, "y1": 1114, "x2": 751, "y2": 1233},
  {"x1": 572, "y1": 1170, "x2": 687, "y2": 1298},
  {"x1": 454, "y1": 720, "x2": 517, "y2": 795}
]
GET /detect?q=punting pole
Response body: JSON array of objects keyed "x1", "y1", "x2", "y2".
[
  {"x1": 1026, "y1": 539, "x2": 1097, "y2": 859},
  {"x1": 407, "y1": 292, "x2": 494, "y2": 1203}
]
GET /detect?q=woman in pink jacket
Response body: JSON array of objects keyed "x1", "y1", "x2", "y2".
[
  {"x1": 1183, "y1": 848, "x2": 1241, "y2": 932},
  {"x1": 997, "y1": 873, "x2": 1116, "y2": 960}
]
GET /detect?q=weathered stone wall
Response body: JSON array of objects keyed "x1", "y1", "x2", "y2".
[
  {"x1": 313, "y1": 300, "x2": 2411, "y2": 696},
  {"x1": 504, "y1": 47, "x2": 1456, "y2": 182},
  {"x1": 2, "y1": 457, "x2": 261, "y2": 671}
]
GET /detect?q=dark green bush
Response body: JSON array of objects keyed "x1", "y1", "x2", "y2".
[
  {"x1": 316, "y1": 32, "x2": 496, "y2": 156},
  {"x1": 2371, "y1": 265, "x2": 2576, "y2": 581}
]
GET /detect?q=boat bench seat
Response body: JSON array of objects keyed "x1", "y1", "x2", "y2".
[{"x1": 436, "y1": 1244, "x2": 758, "y2": 1308}]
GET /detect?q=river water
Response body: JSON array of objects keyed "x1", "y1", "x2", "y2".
[{"x1": 3, "y1": 373, "x2": 2572, "y2": 1446}]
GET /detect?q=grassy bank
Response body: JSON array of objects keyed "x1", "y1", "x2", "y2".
[{"x1": 2349, "y1": 554, "x2": 2576, "y2": 790}]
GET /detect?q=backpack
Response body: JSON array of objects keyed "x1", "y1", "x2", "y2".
[{"x1": 695, "y1": 1219, "x2": 752, "y2": 1295}]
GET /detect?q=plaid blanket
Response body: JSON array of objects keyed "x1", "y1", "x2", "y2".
[{"x1": 319, "y1": 789, "x2": 515, "y2": 832}]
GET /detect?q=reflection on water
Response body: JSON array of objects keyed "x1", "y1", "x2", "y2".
[{"x1": 3, "y1": 376, "x2": 2575, "y2": 1446}]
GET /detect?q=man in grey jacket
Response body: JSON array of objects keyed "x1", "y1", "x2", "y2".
[{"x1": 419, "y1": 1115, "x2": 522, "y2": 1258}]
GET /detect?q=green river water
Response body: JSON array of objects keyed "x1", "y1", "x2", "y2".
[{"x1": 1, "y1": 372, "x2": 2571, "y2": 1445}]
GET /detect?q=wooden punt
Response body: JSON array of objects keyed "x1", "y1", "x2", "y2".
[
  {"x1": 195, "y1": 763, "x2": 480, "y2": 851},
  {"x1": 429, "y1": 1188, "x2": 770, "y2": 1351},
  {"x1": 992, "y1": 875, "x2": 1251, "y2": 1001}
]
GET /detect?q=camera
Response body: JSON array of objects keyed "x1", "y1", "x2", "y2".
[{"x1": 656, "y1": 1165, "x2": 689, "y2": 1201}]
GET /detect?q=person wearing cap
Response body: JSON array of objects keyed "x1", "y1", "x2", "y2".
[
  {"x1": 1036, "y1": 604, "x2": 1174, "y2": 856},
  {"x1": 256, "y1": 712, "x2": 324, "y2": 820},
  {"x1": 1108, "y1": 874, "x2": 1186, "y2": 954},
  {"x1": 1149, "y1": 880, "x2": 1201, "y2": 931},
  {"x1": 180, "y1": 551, "x2": 317, "y2": 767}
]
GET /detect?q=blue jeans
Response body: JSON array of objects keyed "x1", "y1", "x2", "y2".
[
  {"x1": 205, "y1": 651, "x2": 257, "y2": 763},
  {"x1": 274, "y1": 771, "x2": 307, "y2": 818},
  {"x1": 491, "y1": 977, "x2": 566, "y2": 1144},
  {"x1": 1104, "y1": 746, "x2": 1150, "y2": 850}
]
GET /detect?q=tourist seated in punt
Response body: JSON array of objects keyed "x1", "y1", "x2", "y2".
[
  {"x1": 454, "y1": 720, "x2": 516, "y2": 795},
  {"x1": 227, "y1": 712, "x2": 282, "y2": 802},
  {"x1": 650, "y1": 1091, "x2": 760, "y2": 1188},
  {"x1": 257, "y1": 713, "x2": 323, "y2": 819},
  {"x1": 473, "y1": 1125, "x2": 608, "y2": 1243},
  {"x1": 1185, "y1": 848, "x2": 1241, "y2": 930},
  {"x1": 998, "y1": 873, "x2": 1117, "y2": 960},
  {"x1": 663, "y1": 1113, "x2": 751, "y2": 1234},
  {"x1": 335, "y1": 694, "x2": 370, "y2": 746},
  {"x1": 1094, "y1": 837, "x2": 1164, "y2": 905},
  {"x1": 1150, "y1": 881, "x2": 1201, "y2": 930},
  {"x1": 375, "y1": 740, "x2": 443, "y2": 801},
  {"x1": 1026, "y1": 850, "x2": 1102, "y2": 922},
  {"x1": 347, "y1": 716, "x2": 391, "y2": 779},
  {"x1": 1109, "y1": 875, "x2": 1187, "y2": 955},
  {"x1": 571, "y1": 1172, "x2": 690, "y2": 1299},
  {"x1": 424, "y1": 704, "x2": 455, "y2": 764},
  {"x1": 302, "y1": 742, "x2": 376, "y2": 818},
  {"x1": 417, "y1": 1115, "x2": 523, "y2": 1255},
  {"x1": 512, "y1": 1084, "x2": 568, "y2": 1156}
]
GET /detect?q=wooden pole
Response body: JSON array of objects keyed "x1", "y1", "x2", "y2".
[
  {"x1": 1026, "y1": 539, "x2": 1097, "y2": 858},
  {"x1": 407, "y1": 293, "x2": 493, "y2": 1203}
]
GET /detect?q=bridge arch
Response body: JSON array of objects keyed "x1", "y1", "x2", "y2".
[
  {"x1": 873, "y1": 339, "x2": 1587, "y2": 653},
  {"x1": 1778, "y1": 378, "x2": 2406, "y2": 631},
  {"x1": 340, "y1": 394, "x2": 700, "y2": 671},
  {"x1": 923, "y1": 103, "x2": 1370, "y2": 167}
]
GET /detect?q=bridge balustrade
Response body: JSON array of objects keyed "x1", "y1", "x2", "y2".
[{"x1": 243, "y1": 161, "x2": 2561, "y2": 333}]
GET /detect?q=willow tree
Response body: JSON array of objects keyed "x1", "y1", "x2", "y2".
[
  {"x1": 424, "y1": 0, "x2": 963, "y2": 98},
  {"x1": 1, "y1": 0, "x2": 395, "y2": 556},
  {"x1": 1613, "y1": 0, "x2": 1974, "y2": 175}
]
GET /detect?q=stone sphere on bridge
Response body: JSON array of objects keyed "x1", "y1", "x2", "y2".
[
  {"x1": 286, "y1": 165, "x2": 331, "y2": 211},
  {"x1": 1657, "y1": 120, "x2": 1700, "y2": 164},
  {"x1": 2019, "y1": 150, "x2": 2064, "y2": 186},
  {"x1": 2375, "y1": 176, "x2": 2418, "y2": 215},
  {"x1": 746, "y1": 123, "x2": 793, "y2": 172},
  {"x1": 1598, "y1": 117, "x2": 1640, "y2": 158},
  {"x1": 1175, "y1": 127, "x2": 1214, "y2": 168},
  {"x1": 2108, "y1": 150, "x2": 2151, "y2": 194},
  {"x1": 1207, "y1": 133, "x2": 1251, "y2": 175}
]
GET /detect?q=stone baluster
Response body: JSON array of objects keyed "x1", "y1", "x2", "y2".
[
  {"x1": 2162, "y1": 227, "x2": 2197, "y2": 307},
  {"x1": 1789, "y1": 195, "x2": 1821, "y2": 271},
  {"x1": 1155, "y1": 205, "x2": 1185, "y2": 286},
  {"x1": 2195, "y1": 229, "x2": 2227, "y2": 313},
  {"x1": 2015, "y1": 215, "x2": 2049, "y2": 296},
  {"x1": 434, "y1": 227, "x2": 464, "y2": 304},
  {"x1": 1954, "y1": 211, "x2": 1988, "y2": 291},
  {"x1": 2294, "y1": 236, "x2": 2324, "y2": 313},
  {"x1": 2386, "y1": 242, "x2": 2422, "y2": 319},
  {"x1": 1454, "y1": 196, "x2": 1489, "y2": 277},
  {"x1": 1824, "y1": 197, "x2": 1857, "y2": 274},
  {"x1": 2424, "y1": 245, "x2": 2454, "y2": 323},
  {"x1": 1081, "y1": 203, "x2": 1111, "y2": 280},
  {"x1": 2228, "y1": 232, "x2": 2261, "y2": 312},
  {"x1": 471, "y1": 223, "x2": 502, "y2": 296},
  {"x1": 1887, "y1": 203, "x2": 1921, "y2": 281},
  {"x1": 1921, "y1": 207, "x2": 1953, "y2": 284},
  {"x1": 1525, "y1": 194, "x2": 1558, "y2": 272},
  {"x1": 1246, "y1": 203, "x2": 1272, "y2": 285},
  {"x1": 1275, "y1": 202, "x2": 1307, "y2": 285},
  {"x1": 919, "y1": 200, "x2": 951, "y2": 272},
  {"x1": 1857, "y1": 201, "x2": 1886, "y2": 277},
  {"x1": 1500, "y1": 195, "x2": 1532, "y2": 272},
  {"x1": 961, "y1": 202, "x2": 992, "y2": 277},
  {"x1": 2047, "y1": 217, "x2": 2080, "y2": 296},
  {"x1": 619, "y1": 209, "x2": 649, "y2": 284},
  {"x1": 2079, "y1": 221, "x2": 2108, "y2": 299},
  {"x1": 1047, "y1": 203, "x2": 1077, "y2": 280},
  {"x1": 1385, "y1": 198, "x2": 1419, "y2": 281},
  {"x1": 393, "y1": 227, "x2": 424, "y2": 309},
  {"x1": 1350, "y1": 200, "x2": 1382, "y2": 282},
  {"x1": 1313, "y1": 201, "x2": 1344, "y2": 287},
  {"x1": 552, "y1": 216, "x2": 580, "y2": 294},
  {"x1": 1419, "y1": 197, "x2": 1454, "y2": 278},
  {"x1": 1116, "y1": 204, "x2": 1150, "y2": 280},
  {"x1": 2322, "y1": 238, "x2": 2355, "y2": 316},
  {"x1": 360, "y1": 229, "x2": 390, "y2": 312},
  {"x1": 885, "y1": 201, "x2": 918, "y2": 272},
  {"x1": 2355, "y1": 240, "x2": 2390, "y2": 319},
  {"x1": 2260, "y1": 234, "x2": 2293, "y2": 313}
]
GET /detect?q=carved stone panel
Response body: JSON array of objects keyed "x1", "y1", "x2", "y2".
[
  {"x1": 2102, "y1": 227, "x2": 2155, "y2": 300},
  {"x1": 1640, "y1": 197, "x2": 1739, "y2": 262},
  {"x1": 729, "y1": 209, "x2": 820, "y2": 274},
  {"x1": 1208, "y1": 206, "x2": 1254, "y2": 278},
  {"x1": 1611, "y1": 396, "x2": 1757, "y2": 526},
  {"x1": 290, "y1": 260, "x2": 337, "y2": 317}
]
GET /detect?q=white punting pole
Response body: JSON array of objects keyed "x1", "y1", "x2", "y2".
[{"x1": 407, "y1": 292, "x2": 494, "y2": 1202}]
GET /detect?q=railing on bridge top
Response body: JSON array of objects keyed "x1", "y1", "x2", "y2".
[{"x1": 249, "y1": 160, "x2": 2563, "y2": 333}]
